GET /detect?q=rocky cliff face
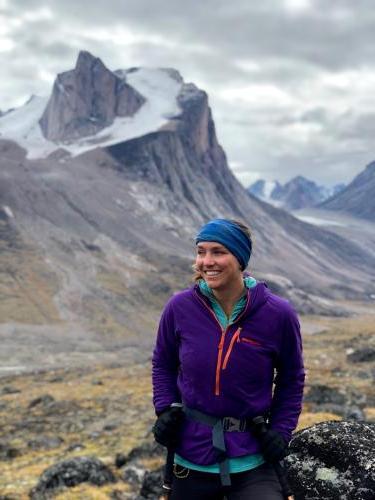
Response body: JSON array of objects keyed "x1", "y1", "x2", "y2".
[
  {"x1": 321, "y1": 162, "x2": 375, "y2": 221},
  {"x1": 39, "y1": 51, "x2": 145, "y2": 142}
]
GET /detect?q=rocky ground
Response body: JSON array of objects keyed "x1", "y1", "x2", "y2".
[{"x1": 0, "y1": 311, "x2": 374, "y2": 499}]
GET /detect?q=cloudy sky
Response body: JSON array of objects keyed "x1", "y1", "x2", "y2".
[{"x1": 1, "y1": 0, "x2": 375, "y2": 187}]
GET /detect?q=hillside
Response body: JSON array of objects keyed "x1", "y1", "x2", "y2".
[{"x1": 321, "y1": 161, "x2": 375, "y2": 221}]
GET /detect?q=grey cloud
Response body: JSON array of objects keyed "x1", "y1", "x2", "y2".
[
  {"x1": 299, "y1": 108, "x2": 329, "y2": 125},
  {"x1": 8, "y1": 0, "x2": 375, "y2": 72},
  {"x1": 333, "y1": 112, "x2": 375, "y2": 142}
]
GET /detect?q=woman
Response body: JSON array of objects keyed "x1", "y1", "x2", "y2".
[{"x1": 152, "y1": 219, "x2": 305, "y2": 499}]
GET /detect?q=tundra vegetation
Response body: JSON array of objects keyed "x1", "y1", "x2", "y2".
[{"x1": 0, "y1": 312, "x2": 374, "y2": 498}]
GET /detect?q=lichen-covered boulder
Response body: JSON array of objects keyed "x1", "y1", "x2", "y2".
[
  {"x1": 29, "y1": 456, "x2": 116, "y2": 498},
  {"x1": 286, "y1": 421, "x2": 375, "y2": 499}
]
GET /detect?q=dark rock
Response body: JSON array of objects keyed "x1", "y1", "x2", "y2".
[
  {"x1": 28, "y1": 394, "x2": 55, "y2": 408},
  {"x1": 0, "y1": 442, "x2": 22, "y2": 460},
  {"x1": 347, "y1": 347, "x2": 375, "y2": 363},
  {"x1": 285, "y1": 421, "x2": 375, "y2": 499},
  {"x1": 82, "y1": 240, "x2": 102, "y2": 253},
  {"x1": 345, "y1": 406, "x2": 366, "y2": 421},
  {"x1": 91, "y1": 379, "x2": 104, "y2": 385},
  {"x1": 347, "y1": 389, "x2": 367, "y2": 408},
  {"x1": 304, "y1": 384, "x2": 346, "y2": 406},
  {"x1": 122, "y1": 465, "x2": 145, "y2": 486},
  {"x1": 357, "y1": 370, "x2": 371, "y2": 380},
  {"x1": 115, "y1": 453, "x2": 127, "y2": 468},
  {"x1": 28, "y1": 435, "x2": 64, "y2": 450},
  {"x1": 331, "y1": 366, "x2": 345, "y2": 378},
  {"x1": 367, "y1": 389, "x2": 375, "y2": 407},
  {"x1": 125, "y1": 440, "x2": 164, "y2": 463},
  {"x1": 48, "y1": 376, "x2": 64, "y2": 383},
  {"x1": 138, "y1": 466, "x2": 164, "y2": 499},
  {"x1": 30, "y1": 456, "x2": 116, "y2": 498},
  {"x1": 118, "y1": 441, "x2": 165, "y2": 498},
  {"x1": 103, "y1": 420, "x2": 120, "y2": 431},
  {"x1": 1, "y1": 386, "x2": 20, "y2": 395},
  {"x1": 308, "y1": 387, "x2": 367, "y2": 419}
]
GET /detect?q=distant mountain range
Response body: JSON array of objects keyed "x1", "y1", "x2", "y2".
[
  {"x1": 0, "y1": 51, "x2": 374, "y2": 341},
  {"x1": 247, "y1": 177, "x2": 345, "y2": 210},
  {"x1": 320, "y1": 162, "x2": 375, "y2": 221}
]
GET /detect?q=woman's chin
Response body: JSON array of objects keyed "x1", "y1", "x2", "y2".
[{"x1": 205, "y1": 278, "x2": 223, "y2": 289}]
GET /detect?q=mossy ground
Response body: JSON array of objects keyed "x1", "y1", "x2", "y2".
[
  {"x1": 0, "y1": 312, "x2": 373, "y2": 498},
  {"x1": 0, "y1": 218, "x2": 60, "y2": 324}
]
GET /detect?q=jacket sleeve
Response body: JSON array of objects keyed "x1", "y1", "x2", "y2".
[
  {"x1": 152, "y1": 297, "x2": 181, "y2": 415},
  {"x1": 269, "y1": 305, "x2": 305, "y2": 443}
]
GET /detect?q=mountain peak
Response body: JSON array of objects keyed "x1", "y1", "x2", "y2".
[
  {"x1": 321, "y1": 161, "x2": 375, "y2": 220},
  {"x1": 39, "y1": 51, "x2": 146, "y2": 142},
  {"x1": 74, "y1": 50, "x2": 109, "y2": 76},
  {"x1": 76, "y1": 50, "x2": 100, "y2": 67},
  {"x1": 288, "y1": 176, "x2": 317, "y2": 188}
]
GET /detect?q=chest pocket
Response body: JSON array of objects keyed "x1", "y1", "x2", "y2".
[
  {"x1": 239, "y1": 336, "x2": 262, "y2": 347},
  {"x1": 222, "y1": 326, "x2": 272, "y2": 372},
  {"x1": 221, "y1": 327, "x2": 263, "y2": 370}
]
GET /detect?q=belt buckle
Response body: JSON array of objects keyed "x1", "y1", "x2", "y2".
[{"x1": 222, "y1": 417, "x2": 244, "y2": 432}]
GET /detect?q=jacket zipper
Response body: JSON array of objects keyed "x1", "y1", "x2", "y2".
[
  {"x1": 222, "y1": 327, "x2": 242, "y2": 370},
  {"x1": 215, "y1": 328, "x2": 227, "y2": 395},
  {"x1": 194, "y1": 288, "x2": 251, "y2": 396},
  {"x1": 194, "y1": 290, "x2": 227, "y2": 396}
]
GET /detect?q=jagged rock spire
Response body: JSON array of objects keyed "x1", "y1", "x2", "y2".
[{"x1": 39, "y1": 51, "x2": 145, "y2": 142}]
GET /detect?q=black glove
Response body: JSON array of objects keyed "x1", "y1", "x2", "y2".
[
  {"x1": 259, "y1": 429, "x2": 288, "y2": 463},
  {"x1": 152, "y1": 405, "x2": 184, "y2": 448}
]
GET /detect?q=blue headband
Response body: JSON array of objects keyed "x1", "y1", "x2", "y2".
[{"x1": 195, "y1": 219, "x2": 252, "y2": 270}]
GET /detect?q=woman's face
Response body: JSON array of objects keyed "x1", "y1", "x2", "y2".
[{"x1": 195, "y1": 241, "x2": 242, "y2": 290}]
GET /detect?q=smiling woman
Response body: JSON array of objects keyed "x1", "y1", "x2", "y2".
[{"x1": 152, "y1": 218, "x2": 305, "y2": 499}]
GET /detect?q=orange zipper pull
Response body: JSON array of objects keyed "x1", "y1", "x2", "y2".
[{"x1": 222, "y1": 328, "x2": 242, "y2": 370}]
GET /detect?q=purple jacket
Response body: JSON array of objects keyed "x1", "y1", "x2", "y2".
[{"x1": 152, "y1": 282, "x2": 305, "y2": 465}]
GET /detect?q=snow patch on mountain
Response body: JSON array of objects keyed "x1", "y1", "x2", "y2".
[
  {"x1": 2, "y1": 206, "x2": 14, "y2": 218},
  {"x1": 263, "y1": 180, "x2": 278, "y2": 199},
  {"x1": 294, "y1": 215, "x2": 347, "y2": 227},
  {"x1": 0, "y1": 68, "x2": 183, "y2": 159}
]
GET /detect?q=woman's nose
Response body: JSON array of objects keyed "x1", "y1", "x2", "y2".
[{"x1": 203, "y1": 253, "x2": 215, "y2": 266}]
